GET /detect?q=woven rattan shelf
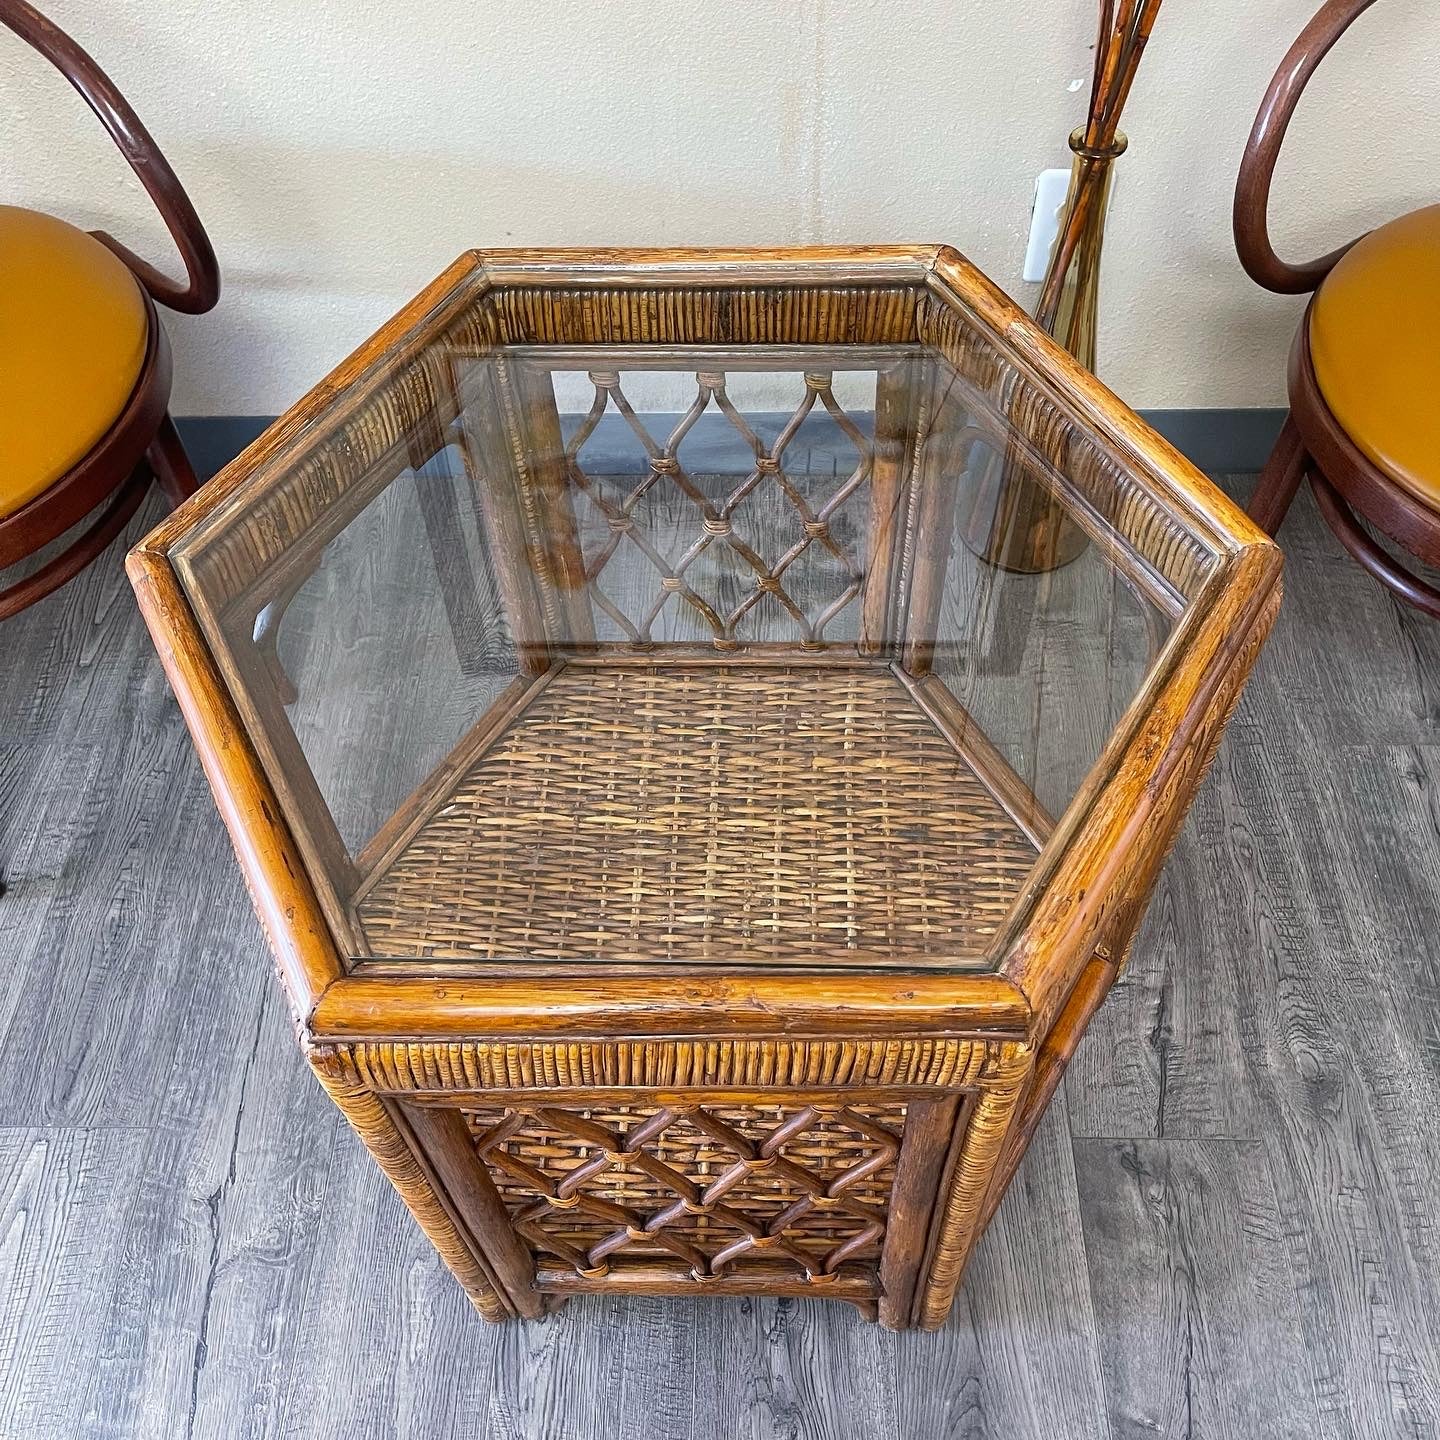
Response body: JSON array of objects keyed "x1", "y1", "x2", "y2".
[
  {"x1": 130, "y1": 247, "x2": 1281, "y2": 1330},
  {"x1": 356, "y1": 662, "x2": 1037, "y2": 969}
]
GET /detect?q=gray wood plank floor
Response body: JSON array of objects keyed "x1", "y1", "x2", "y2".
[{"x1": 2, "y1": 477, "x2": 1438, "y2": 1439}]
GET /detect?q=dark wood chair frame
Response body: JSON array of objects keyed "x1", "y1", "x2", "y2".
[
  {"x1": 0, "y1": 0, "x2": 220, "y2": 620},
  {"x1": 1237, "y1": 0, "x2": 1440, "y2": 617}
]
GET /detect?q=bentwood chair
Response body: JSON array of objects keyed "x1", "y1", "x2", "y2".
[
  {"x1": 0, "y1": 0, "x2": 219, "y2": 619},
  {"x1": 1237, "y1": 0, "x2": 1439, "y2": 616}
]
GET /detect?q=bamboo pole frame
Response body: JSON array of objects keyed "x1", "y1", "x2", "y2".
[{"x1": 128, "y1": 244, "x2": 1278, "y2": 1331}]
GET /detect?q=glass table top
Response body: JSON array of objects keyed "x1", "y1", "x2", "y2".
[{"x1": 169, "y1": 259, "x2": 1224, "y2": 975}]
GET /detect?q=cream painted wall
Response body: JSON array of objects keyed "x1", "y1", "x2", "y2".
[{"x1": 4, "y1": 0, "x2": 1437, "y2": 415}]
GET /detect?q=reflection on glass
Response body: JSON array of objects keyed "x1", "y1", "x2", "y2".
[{"x1": 193, "y1": 336, "x2": 1182, "y2": 971}]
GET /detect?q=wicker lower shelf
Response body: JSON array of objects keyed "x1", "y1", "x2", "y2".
[{"x1": 355, "y1": 662, "x2": 1040, "y2": 969}]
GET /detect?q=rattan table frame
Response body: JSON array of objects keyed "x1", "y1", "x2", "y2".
[{"x1": 129, "y1": 247, "x2": 1280, "y2": 1330}]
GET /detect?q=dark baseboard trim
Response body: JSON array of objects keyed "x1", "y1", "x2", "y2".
[
  {"x1": 174, "y1": 407, "x2": 1286, "y2": 483},
  {"x1": 1138, "y1": 408, "x2": 1285, "y2": 476},
  {"x1": 175, "y1": 416, "x2": 276, "y2": 481}
]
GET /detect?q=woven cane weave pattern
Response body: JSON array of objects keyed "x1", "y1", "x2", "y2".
[
  {"x1": 358, "y1": 665, "x2": 1037, "y2": 966},
  {"x1": 463, "y1": 1100, "x2": 906, "y2": 1282}
]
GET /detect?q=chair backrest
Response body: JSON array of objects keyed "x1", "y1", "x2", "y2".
[
  {"x1": 1233, "y1": 0, "x2": 1381, "y2": 295},
  {"x1": 0, "y1": 0, "x2": 219, "y2": 313}
]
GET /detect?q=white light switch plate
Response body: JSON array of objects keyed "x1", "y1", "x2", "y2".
[{"x1": 1023, "y1": 168, "x2": 1073, "y2": 283}]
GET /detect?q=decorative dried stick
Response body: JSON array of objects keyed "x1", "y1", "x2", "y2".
[
  {"x1": 971, "y1": 0, "x2": 1164, "y2": 573},
  {"x1": 1034, "y1": 0, "x2": 1162, "y2": 346}
]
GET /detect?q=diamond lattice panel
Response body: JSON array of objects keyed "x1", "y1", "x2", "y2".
[
  {"x1": 463, "y1": 1100, "x2": 907, "y2": 1283},
  {"x1": 565, "y1": 369, "x2": 873, "y2": 649}
]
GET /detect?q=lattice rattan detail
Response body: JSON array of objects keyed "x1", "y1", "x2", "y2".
[
  {"x1": 565, "y1": 369, "x2": 872, "y2": 650},
  {"x1": 357, "y1": 665, "x2": 1037, "y2": 966},
  {"x1": 463, "y1": 1100, "x2": 907, "y2": 1284}
]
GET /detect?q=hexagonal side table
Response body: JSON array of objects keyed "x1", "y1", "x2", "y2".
[{"x1": 128, "y1": 247, "x2": 1280, "y2": 1330}]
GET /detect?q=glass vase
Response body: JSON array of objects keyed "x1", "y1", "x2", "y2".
[{"x1": 962, "y1": 129, "x2": 1126, "y2": 574}]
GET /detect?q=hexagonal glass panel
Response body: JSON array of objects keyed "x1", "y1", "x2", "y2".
[{"x1": 167, "y1": 251, "x2": 1235, "y2": 974}]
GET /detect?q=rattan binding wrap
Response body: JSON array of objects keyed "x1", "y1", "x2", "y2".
[
  {"x1": 357, "y1": 665, "x2": 1037, "y2": 967},
  {"x1": 312, "y1": 1035, "x2": 1006, "y2": 1092}
]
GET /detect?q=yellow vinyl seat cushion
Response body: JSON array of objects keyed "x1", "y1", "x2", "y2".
[
  {"x1": 0, "y1": 205, "x2": 149, "y2": 518},
  {"x1": 1308, "y1": 203, "x2": 1440, "y2": 513}
]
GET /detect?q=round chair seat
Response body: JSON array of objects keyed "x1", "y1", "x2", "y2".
[
  {"x1": 1308, "y1": 203, "x2": 1440, "y2": 514},
  {"x1": 0, "y1": 205, "x2": 149, "y2": 519}
]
